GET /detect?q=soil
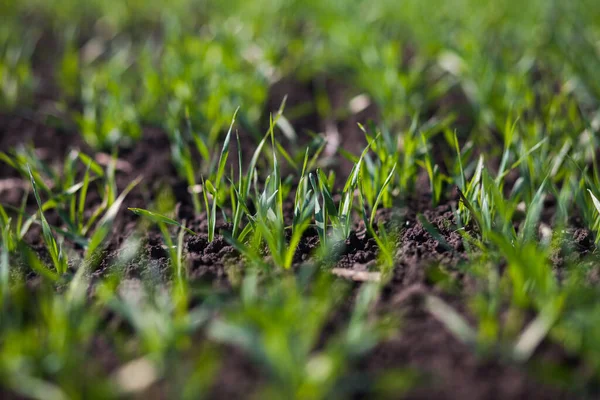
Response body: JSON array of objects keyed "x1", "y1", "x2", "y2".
[{"x1": 0, "y1": 76, "x2": 593, "y2": 399}]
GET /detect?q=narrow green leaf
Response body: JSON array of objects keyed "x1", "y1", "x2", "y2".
[
  {"x1": 369, "y1": 163, "x2": 397, "y2": 227},
  {"x1": 519, "y1": 178, "x2": 548, "y2": 242},
  {"x1": 86, "y1": 177, "x2": 142, "y2": 261},
  {"x1": 417, "y1": 214, "x2": 454, "y2": 253},
  {"x1": 129, "y1": 208, "x2": 197, "y2": 236},
  {"x1": 205, "y1": 180, "x2": 216, "y2": 195},
  {"x1": 77, "y1": 152, "x2": 105, "y2": 176},
  {"x1": 425, "y1": 295, "x2": 477, "y2": 346},
  {"x1": 18, "y1": 242, "x2": 59, "y2": 281},
  {"x1": 588, "y1": 189, "x2": 600, "y2": 214},
  {"x1": 28, "y1": 165, "x2": 66, "y2": 274},
  {"x1": 78, "y1": 161, "x2": 92, "y2": 230},
  {"x1": 215, "y1": 108, "x2": 239, "y2": 186}
]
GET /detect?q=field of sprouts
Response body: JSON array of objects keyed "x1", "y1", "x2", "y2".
[{"x1": 2, "y1": 1, "x2": 600, "y2": 398}]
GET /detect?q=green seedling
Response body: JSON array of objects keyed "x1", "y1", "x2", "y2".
[
  {"x1": 28, "y1": 166, "x2": 68, "y2": 275},
  {"x1": 209, "y1": 270, "x2": 394, "y2": 398}
]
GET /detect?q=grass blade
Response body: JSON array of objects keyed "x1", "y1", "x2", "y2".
[
  {"x1": 519, "y1": 178, "x2": 548, "y2": 243},
  {"x1": 28, "y1": 165, "x2": 67, "y2": 274},
  {"x1": 369, "y1": 163, "x2": 397, "y2": 227},
  {"x1": 86, "y1": 177, "x2": 142, "y2": 262},
  {"x1": 128, "y1": 208, "x2": 197, "y2": 236}
]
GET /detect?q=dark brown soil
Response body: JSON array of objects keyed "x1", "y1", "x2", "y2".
[{"x1": 0, "y1": 82, "x2": 590, "y2": 399}]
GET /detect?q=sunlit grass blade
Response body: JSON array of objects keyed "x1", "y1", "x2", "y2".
[
  {"x1": 519, "y1": 177, "x2": 548, "y2": 243},
  {"x1": 309, "y1": 172, "x2": 326, "y2": 247},
  {"x1": 588, "y1": 189, "x2": 600, "y2": 215},
  {"x1": 0, "y1": 225, "x2": 9, "y2": 299},
  {"x1": 86, "y1": 176, "x2": 142, "y2": 263},
  {"x1": 512, "y1": 296, "x2": 564, "y2": 362},
  {"x1": 128, "y1": 208, "x2": 197, "y2": 236},
  {"x1": 76, "y1": 152, "x2": 105, "y2": 177},
  {"x1": 18, "y1": 242, "x2": 60, "y2": 282},
  {"x1": 78, "y1": 161, "x2": 92, "y2": 231},
  {"x1": 425, "y1": 295, "x2": 477, "y2": 347},
  {"x1": 215, "y1": 108, "x2": 238, "y2": 185},
  {"x1": 453, "y1": 130, "x2": 466, "y2": 191},
  {"x1": 28, "y1": 165, "x2": 68, "y2": 274},
  {"x1": 369, "y1": 163, "x2": 397, "y2": 228},
  {"x1": 457, "y1": 187, "x2": 483, "y2": 236},
  {"x1": 497, "y1": 138, "x2": 548, "y2": 183}
]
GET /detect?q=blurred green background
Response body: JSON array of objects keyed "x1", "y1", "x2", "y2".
[{"x1": 2, "y1": 0, "x2": 599, "y2": 149}]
